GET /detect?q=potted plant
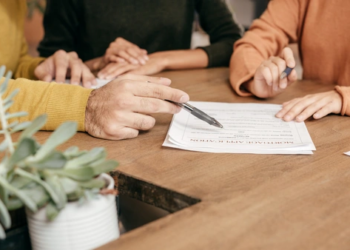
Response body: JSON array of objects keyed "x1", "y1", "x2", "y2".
[{"x1": 0, "y1": 66, "x2": 120, "y2": 249}]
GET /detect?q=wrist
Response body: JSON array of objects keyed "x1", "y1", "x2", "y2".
[
  {"x1": 151, "y1": 52, "x2": 171, "y2": 70},
  {"x1": 85, "y1": 89, "x2": 96, "y2": 132}
]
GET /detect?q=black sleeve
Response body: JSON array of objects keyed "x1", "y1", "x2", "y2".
[
  {"x1": 195, "y1": 0, "x2": 242, "y2": 67},
  {"x1": 38, "y1": 0, "x2": 80, "y2": 57}
]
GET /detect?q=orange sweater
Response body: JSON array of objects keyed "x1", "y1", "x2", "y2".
[{"x1": 230, "y1": 0, "x2": 350, "y2": 116}]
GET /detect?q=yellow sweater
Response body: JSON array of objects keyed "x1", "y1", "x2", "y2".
[{"x1": 0, "y1": 0, "x2": 92, "y2": 131}]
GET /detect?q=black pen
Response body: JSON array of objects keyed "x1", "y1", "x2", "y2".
[
  {"x1": 166, "y1": 100, "x2": 224, "y2": 128},
  {"x1": 280, "y1": 67, "x2": 294, "y2": 79}
]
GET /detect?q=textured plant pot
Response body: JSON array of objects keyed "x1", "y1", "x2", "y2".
[{"x1": 26, "y1": 174, "x2": 119, "y2": 250}]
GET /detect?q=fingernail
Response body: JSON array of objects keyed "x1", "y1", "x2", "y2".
[
  {"x1": 296, "y1": 115, "x2": 303, "y2": 121},
  {"x1": 144, "y1": 55, "x2": 149, "y2": 61},
  {"x1": 284, "y1": 115, "x2": 291, "y2": 121},
  {"x1": 180, "y1": 95, "x2": 189, "y2": 103},
  {"x1": 276, "y1": 113, "x2": 282, "y2": 118},
  {"x1": 273, "y1": 85, "x2": 278, "y2": 91},
  {"x1": 85, "y1": 81, "x2": 91, "y2": 88},
  {"x1": 140, "y1": 59, "x2": 146, "y2": 65},
  {"x1": 280, "y1": 82, "x2": 287, "y2": 89},
  {"x1": 131, "y1": 59, "x2": 138, "y2": 64},
  {"x1": 71, "y1": 81, "x2": 78, "y2": 85},
  {"x1": 160, "y1": 77, "x2": 171, "y2": 85},
  {"x1": 314, "y1": 113, "x2": 320, "y2": 119}
]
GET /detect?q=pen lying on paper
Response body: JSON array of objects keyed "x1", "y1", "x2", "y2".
[{"x1": 166, "y1": 100, "x2": 224, "y2": 128}]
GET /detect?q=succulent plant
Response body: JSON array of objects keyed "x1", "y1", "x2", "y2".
[{"x1": 0, "y1": 66, "x2": 118, "y2": 239}]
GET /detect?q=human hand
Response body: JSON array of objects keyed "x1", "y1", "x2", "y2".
[
  {"x1": 85, "y1": 74, "x2": 189, "y2": 140},
  {"x1": 104, "y1": 37, "x2": 148, "y2": 65},
  {"x1": 35, "y1": 50, "x2": 96, "y2": 88},
  {"x1": 250, "y1": 47, "x2": 298, "y2": 98},
  {"x1": 275, "y1": 90, "x2": 342, "y2": 122},
  {"x1": 97, "y1": 53, "x2": 168, "y2": 80}
]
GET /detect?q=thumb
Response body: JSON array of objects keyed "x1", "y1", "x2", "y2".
[{"x1": 280, "y1": 47, "x2": 296, "y2": 68}]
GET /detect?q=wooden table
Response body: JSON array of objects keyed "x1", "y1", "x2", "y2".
[{"x1": 51, "y1": 68, "x2": 350, "y2": 249}]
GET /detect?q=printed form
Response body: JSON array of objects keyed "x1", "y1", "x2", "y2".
[{"x1": 163, "y1": 102, "x2": 316, "y2": 154}]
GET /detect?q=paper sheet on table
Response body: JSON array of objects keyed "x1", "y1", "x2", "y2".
[
  {"x1": 65, "y1": 78, "x2": 111, "y2": 89},
  {"x1": 163, "y1": 102, "x2": 316, "y2": 155}
]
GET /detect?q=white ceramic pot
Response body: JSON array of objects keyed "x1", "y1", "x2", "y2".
[{"x1": 26, "y1": 173, "x2": 119, "y2": 250}]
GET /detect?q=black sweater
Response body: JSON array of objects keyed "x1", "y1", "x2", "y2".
[{"x1": 38, "y1": 0, "x2": 242, "y2": 67}]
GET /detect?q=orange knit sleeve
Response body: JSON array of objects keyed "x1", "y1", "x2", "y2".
[
  {"x1": 335, "y1": 86, "x2": 350, "y2": 116},
  {"x1": 229, "y1": 0, "x2": 300, "y2": 96}
]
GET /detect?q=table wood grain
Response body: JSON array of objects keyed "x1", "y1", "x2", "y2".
[{"x1": 39, "y1": 68, "x2": 350, "y2": 250}]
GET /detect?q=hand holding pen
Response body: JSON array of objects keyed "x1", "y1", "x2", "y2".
[{"x1": 249, "y1": 47, "x2": 298, "y2": 98}]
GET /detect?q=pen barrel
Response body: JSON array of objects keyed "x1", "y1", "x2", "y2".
[{"x1": 191, "y1": 108, "x2": 215, "y2": 125}]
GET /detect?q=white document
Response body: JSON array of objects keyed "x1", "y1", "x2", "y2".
[
  {"x1": 65, "y1": 78, "x2": 111, "y2": 89},
  {"x1": 163, "y1": 102, "x2": 316, "y2": 155},
  {"x1": 344, "y1": 151, "x2": 350, "y2": 156}
]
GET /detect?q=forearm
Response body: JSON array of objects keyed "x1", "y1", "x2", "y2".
[
  {"x1": 3, "y1": 78, "x2": 92, "y2": 131},
  {"x1": 157, "y1": 49, "x2": 208, "y2": 70}
]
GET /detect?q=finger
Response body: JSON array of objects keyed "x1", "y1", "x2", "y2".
[
  {"x1": 287, "y1": 69, "x2": 298, "y2": 83},
  {"x1": 295, "y1": 99, "x2": 329, "y2": 122},
  {"x1": 127, "y1": 48, "x2": 146, "y2": 65},
  {"x1": 260, "y1": 65, "x2": 273, "y2": 86},
  {"x1": 282, "y1": 96, "x2": 322, "y2": 122},
  {"x1": 104, "y1": 127, "x2": 139, "y2": 140},
  {"x1": 127, "y1": 80, "x2": 189, "y2": 103},
  {"x1": 117, "y1": 74, "x2": 172, "y2": 86},
  {"x1": 69, "y1": 59, "x2": 83, "y2": 85},
  {"x1": 265, "y1": 61, "x2": 279, "y2": 91},
  {"x1": 109, "y1": 55, "x2": 126, "y2": 63},
  {"x1": 280, "y1": 47, "x2": 296, "y2": 68},
  {"x1": 270, "y1": 57, "x2": 288, "y2": 89},
  {"x1": 118, "y1": 50, "x2": 138, "y2": 65},
  {"x1": 82, "y1": 65, "x2": 96, "y2": 88},
  {"x1": 34, "y1": 59, "x2": 52, "y2": 81},
  {"x1": 141, "y1": 49, "x2": 149, "y2": 61},
  {"x1": 54, "y1": 51, "x2": 69, "y2": 83},
  {"x1": 130, "y1": 97, "x2": 181, "y2": 114},
  {"x1": 122, "y1": 112, "x2": 156, "y2": 130},
  {"x1": 276, "y1": 98, "x2": 301, "y2": 118},
  {"x1": 313, "y1": 103, "x2": 333, "y2": 120},
  {"x1": 105, "y1": 64, "x2": 139, "y2": 80}
]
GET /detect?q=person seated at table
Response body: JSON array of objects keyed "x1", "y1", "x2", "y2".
[
  {"x1": 38, "y1": 0, "x2": 242, "y2": 82},
  {"x1": 229, "y1": 0, "x2": 350, "y2": 123},
  {"x1": 1, "y1": 0, "x2": 189, "y2": 140}
]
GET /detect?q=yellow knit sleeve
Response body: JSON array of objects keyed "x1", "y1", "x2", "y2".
[
  {"x1": 2, "y1": 77, "x2": 92, "y2": 131},
  {"x1": 13, "y1": 37, "x2": 45, "y2": 80}
]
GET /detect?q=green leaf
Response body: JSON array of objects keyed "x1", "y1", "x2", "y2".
[
  {"x1": 44, "y1": 175, "x2": 66, "y2": 210},
  {"x1": 53, "y1": 167, "x2": 95, "y2": 181},
  {"x1": 0, "y1": 65, "x2": 5, "y2": 79},
  {"x1": 65, "y1": 147, "x2": 106, "y2": 168},
  {"x1": 11, "y1": 122, "x2": 31, "y2": 133},
  {"x1": 59, "y1": 177, "x2": 79, "y2": 195},
  {"x1": 46, "y1": 202, "x2": 59, "y2": 221},
  {"x1": 64, "y1": 146, "x2": 79, "y2": 157},
  {"x1": 0, "y1": 176, "x2": 37, "y2": 212},
  {"x1": 0, "y1": 198, "x2": 11, "y2": 229},
  {"x1": 22, "y1": 184, "x2": 49, "y2": 208},
  {"x1": 0, "y1": 186, "x2": 8, "y2": 207},
  {"x1": 5, "y1": 111, "x2": 28, "y2": 120},
  {"x1": 0, "y1": 224, "x2": 5, "y2": 240},
  {"x1": 78, "y1": 178, "x2": 105, "y2": 189},
  {"x1": 0, "y1": 140, "x2": 8, "y2": 152},
  {"x1": 8, "y1": 121, "x2": 18, "y2": 129},
  {"x1": 14, "y1": 168, "x2": 60, "y2": 206},
  {"x1": 6, "y1": 198, "x2": 23, "y2": 210},
  {"x1": 33, "y1": 122, "x2": 77, "y2": 161},
  {"x1": 0, "y1": 71, "x2": 12, "y2": 95},
  {"x1": 91, "y1": 160, "x2": 119, "y2": 176},
  {"x1": 10, "y1": 176, "x2": 32, "y2": 189},
  {"x1": 3, "y1": 100, "x2": 13, "y2": 112},
  {"x1": 3, "y1": 89, "x2": 19, "y2": 103},
  {"x1": 27, "y1": 151, "x2": 67, "y2": 169},
  {"x1": 19, "y1": 114, "x2": 47, "y2": 141},
  {"x1": 8, "y1": 138, "x2": 36, "y2": 167}
]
